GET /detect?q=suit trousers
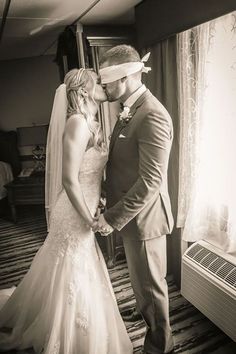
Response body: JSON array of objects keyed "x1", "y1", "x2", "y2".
[{"x1": 122, "y1": 235, "x2": 174, "y2": 354}]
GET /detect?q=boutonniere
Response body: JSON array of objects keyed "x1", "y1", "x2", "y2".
[{"x1": 118, "y1": 106, "x2": 132, "y2": 125}]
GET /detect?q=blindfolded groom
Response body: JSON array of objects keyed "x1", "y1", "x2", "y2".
[{"x1": 95, "y1": 45, "x2": 175, "y2": 354}]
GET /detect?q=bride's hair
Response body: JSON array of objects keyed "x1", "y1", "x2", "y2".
[{"x1": 64, "y1": 68, "x2": 102, "y2": 149}]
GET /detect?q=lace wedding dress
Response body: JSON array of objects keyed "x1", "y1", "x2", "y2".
[{"x1": 0, "y1": 147, "x2": 133, "y2": 354}]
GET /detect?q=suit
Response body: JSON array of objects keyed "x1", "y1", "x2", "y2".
[{"x1": 104, "y1": 88, "x2": 174, "y2": 353}]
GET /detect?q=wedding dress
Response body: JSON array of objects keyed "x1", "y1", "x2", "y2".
[{"x1": 0, "y1": 147, "x2": 133, "y2": 354}]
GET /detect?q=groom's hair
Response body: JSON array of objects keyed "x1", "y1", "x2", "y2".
[{"x1": 100, "y1": 45, "x2": 141, "y2": 66}]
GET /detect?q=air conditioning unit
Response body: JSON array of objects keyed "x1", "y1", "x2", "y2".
[{"x1": 181, "y1": 239, "x2": 236, "y2": 341}]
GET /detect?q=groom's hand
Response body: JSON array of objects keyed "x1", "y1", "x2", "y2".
[{"x1": 95, "y1": 214, "x2": 114, "y2": 236}]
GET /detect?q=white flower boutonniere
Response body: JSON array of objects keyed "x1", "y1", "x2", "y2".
[{"x1": 118, "y1": 106, "x2": 132, "y2": 124}]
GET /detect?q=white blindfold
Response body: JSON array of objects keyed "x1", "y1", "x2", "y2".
[{"x1": 100, "y1": 52, "x2": 151, "y2": 84}]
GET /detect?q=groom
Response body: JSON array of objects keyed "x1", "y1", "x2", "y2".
[{"x1": 95, "y1": 45, "x2": 174, "y2": 354}]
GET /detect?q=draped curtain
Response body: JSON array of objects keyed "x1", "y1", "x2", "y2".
[
  {"x1": 177, "y1": 12, "x2": 236, "y2": 254},
  {"x1": 143, "y1": 37, "x2": 181, "y2": 284},
  {"x1": 143, "y1": 37, "x2": 179, "y2": 221}
]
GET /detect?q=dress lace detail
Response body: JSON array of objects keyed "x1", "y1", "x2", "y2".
[
  {"x1": 75, "y1": 310, "x2": 89, "y2": 334},
  {"x1": 52, "y1": 342, "x2": 60, "y2": 354},
  {"x1": 0, "y1": 147, "x2": 133, "y2": 354}
]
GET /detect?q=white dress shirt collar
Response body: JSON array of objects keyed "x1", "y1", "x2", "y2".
[{"x1": 123, "y1": 84, "x2": 146, "y2": 108}]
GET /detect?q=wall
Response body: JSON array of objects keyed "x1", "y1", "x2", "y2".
[
  {"x1": 0, "y1": 55, "x2": 60, "y2": 131},
  {"x1": 135, "y1": 0, "x2": 236, "y2": 48}
]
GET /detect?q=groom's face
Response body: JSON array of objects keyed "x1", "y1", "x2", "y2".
[
  {"x1": 102, "y1": 79, "x2": 126, "y2": 102},
  {"x1": 100, "y1": 60, "x2": 126, "y2": 102}
]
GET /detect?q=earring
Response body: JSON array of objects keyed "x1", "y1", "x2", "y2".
[{"x1": 80, "y1": 88, "x2": 88, "y2": 98}]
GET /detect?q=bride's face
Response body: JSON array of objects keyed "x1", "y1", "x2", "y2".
[{"x1": 88, "y1": 71, "x2": 107, "y2": 103}]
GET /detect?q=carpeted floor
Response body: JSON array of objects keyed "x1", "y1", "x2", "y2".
[{"x1": 0, "y1": 206, "x2": 235, "y2": 354}]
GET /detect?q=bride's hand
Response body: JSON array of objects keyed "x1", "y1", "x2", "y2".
[
  {"x1": 92, "y1": 206, "x2": 102, "y2": 231},
  {"x1": 95, "y1": 214, "x2": 114, "y2": 236},
  {"x1": 91, "y1": 218, "x2": 99, "y2": 232},
  {"x1": 94, "y1": 207, "x2": 101, "y2": 219}
]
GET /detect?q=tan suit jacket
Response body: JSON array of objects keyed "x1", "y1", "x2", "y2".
[{"x1": 104, "y1": 89, "x2": 174, "y2": 240}]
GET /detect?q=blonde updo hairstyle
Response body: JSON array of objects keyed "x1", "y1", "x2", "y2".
[{"x1": 64, "y1": 68, "x2": 102, "y2": 149}]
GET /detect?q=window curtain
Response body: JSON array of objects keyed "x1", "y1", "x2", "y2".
[
  {"x1": 143, "y1": 37, "x2": 181, "y2": 284},
  {"x1": 177, "y1": 12, "x2": 236, "y2": 254},
  {"x1": 143, "y1": 37, "x2": 179, "y2": 221}
]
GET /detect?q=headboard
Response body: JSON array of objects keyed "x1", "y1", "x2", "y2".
[{"x1": 0, "y1": 130, "x2": 21, "y2": 177}]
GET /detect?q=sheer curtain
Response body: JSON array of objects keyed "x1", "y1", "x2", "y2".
[{"x1": 177, "y1": 12, "x2": 236, "y2": 254}]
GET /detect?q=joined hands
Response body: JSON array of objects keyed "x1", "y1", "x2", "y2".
[{"x1": 91, "y1": 214, "x2": 114, "y2": 236}]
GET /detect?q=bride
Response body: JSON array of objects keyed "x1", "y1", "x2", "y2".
[{"x1": 0, "y1": 68, "x2": 133, "y2": 354}]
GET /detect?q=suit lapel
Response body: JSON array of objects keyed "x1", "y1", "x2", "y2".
[
  {"x1": 109, "y1": 120, "x2": 124, "y2": 153},
  {"x1": 129, "y1": 89, "x2": 151, "y2": 117},
  {"x1": 109, "y1": 89, "x2": 152, "y2": 154}
]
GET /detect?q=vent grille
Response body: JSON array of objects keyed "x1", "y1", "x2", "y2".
[
  {"x1": 186, "y1": 244, "x2": 236, "y2": 289},
  {"x1": 201, "y1": 252, "x2": 218, "y2": 267},
  {"x1": 208, "y1": 258, "x2": 226, "y2": 273},
  {"x1": 194, "y1": 248, "x2": 211, "y2": 263},
  {"x1": 217, "y1": 262, "x2": 235, "y2": 280},
  {"x1": 225, "y1": 268, "x2": 236, "y2": 286},
  {"x1": 187, "y1": 243, "x2": 203, "y2": 258}
]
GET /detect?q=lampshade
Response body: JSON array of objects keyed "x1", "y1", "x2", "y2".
[{"x1": 17, "y1": 125, "x2": 48, "y2": 147}]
